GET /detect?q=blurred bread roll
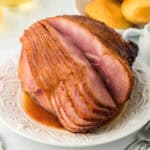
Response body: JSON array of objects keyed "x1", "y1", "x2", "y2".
[
  {"x1": 0, "y1": 7, "x2": 2, "y2": 24},
  {"x1": 85, "y1": 0, "x2": 132, "y2": 29},
  {"x1": 121, "y1": 0, "x2": 150, "y2": 25}
]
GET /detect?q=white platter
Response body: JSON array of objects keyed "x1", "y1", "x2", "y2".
[{"x1": 0, "y1": 56, "x2": 150, "y2": 147}]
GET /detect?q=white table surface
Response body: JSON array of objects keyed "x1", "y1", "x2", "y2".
[{"x1": 0, "y1": 0, "x2": 141, "y2": 149}]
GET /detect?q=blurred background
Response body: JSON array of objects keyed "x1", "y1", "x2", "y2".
[
  {"x1": 0, "y1": 0, "x2": 150, "y2": 62},
  {"x1": 0, "y1": 0, "x2": 150, "y2": 66},
  {"x1": 0, "y1": 0, "x2": 78, "y2": 63}
]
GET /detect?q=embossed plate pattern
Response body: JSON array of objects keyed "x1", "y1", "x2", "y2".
[{"x1": 0, "y1": 56, "x2": 150, "y2": 147}]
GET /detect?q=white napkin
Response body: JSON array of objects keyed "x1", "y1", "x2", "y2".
[{"x1": 123, "y1": 23, "x2": 150, "y2": 66}]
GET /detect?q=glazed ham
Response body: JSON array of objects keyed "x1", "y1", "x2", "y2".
[{"x1": 19, "y1": 15, "x2": 138, "y2": 133}]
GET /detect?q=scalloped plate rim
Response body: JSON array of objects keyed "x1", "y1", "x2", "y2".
[
  {"x1": 0, "y1": 57, "x2": 150, "y2": 147},
  {"x1": 0, "y1": 115, "x2": 149, "y2": 147}
]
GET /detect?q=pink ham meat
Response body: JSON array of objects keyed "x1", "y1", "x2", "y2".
[{"x1": 19, "y1": 15, "x2": 138, "y2": 133}]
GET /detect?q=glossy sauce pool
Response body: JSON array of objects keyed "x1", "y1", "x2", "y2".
[
  {"x1": 22, "y1": 92, "x2": 127, "y2": 130},
  {"x1": 22, "y1": 92, "x2": 63, "y2": 130}
]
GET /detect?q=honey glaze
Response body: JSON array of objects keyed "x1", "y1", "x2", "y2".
[
  {"x1": 105, "y1": 102, "x2": 128, "y2": 126},
  {"x1": 22, "y1": 92, "x2": 63, "y2": 129},
  {"x1": 22, "y1": 92, "x2": 127, "y2": 131}
]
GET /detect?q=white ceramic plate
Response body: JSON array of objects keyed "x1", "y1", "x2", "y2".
[
  {"x1": 75, "y1": 0, "x2": 90, "y2": 15},
  {"x1": 0, "y1": 56, "x2": 150, "y2": 147}
]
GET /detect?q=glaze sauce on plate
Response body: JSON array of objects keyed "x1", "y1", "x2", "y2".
[
  {"x1": 22, "y1": 92, "x2": 127, "y2": 130},
  {"x1": 22, "y1": 92, "x2": 63, "y2": 129}
]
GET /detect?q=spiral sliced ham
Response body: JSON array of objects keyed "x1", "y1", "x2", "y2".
[{"x1": 19, "y1": 15, "x2": 138, "y2": 133}]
